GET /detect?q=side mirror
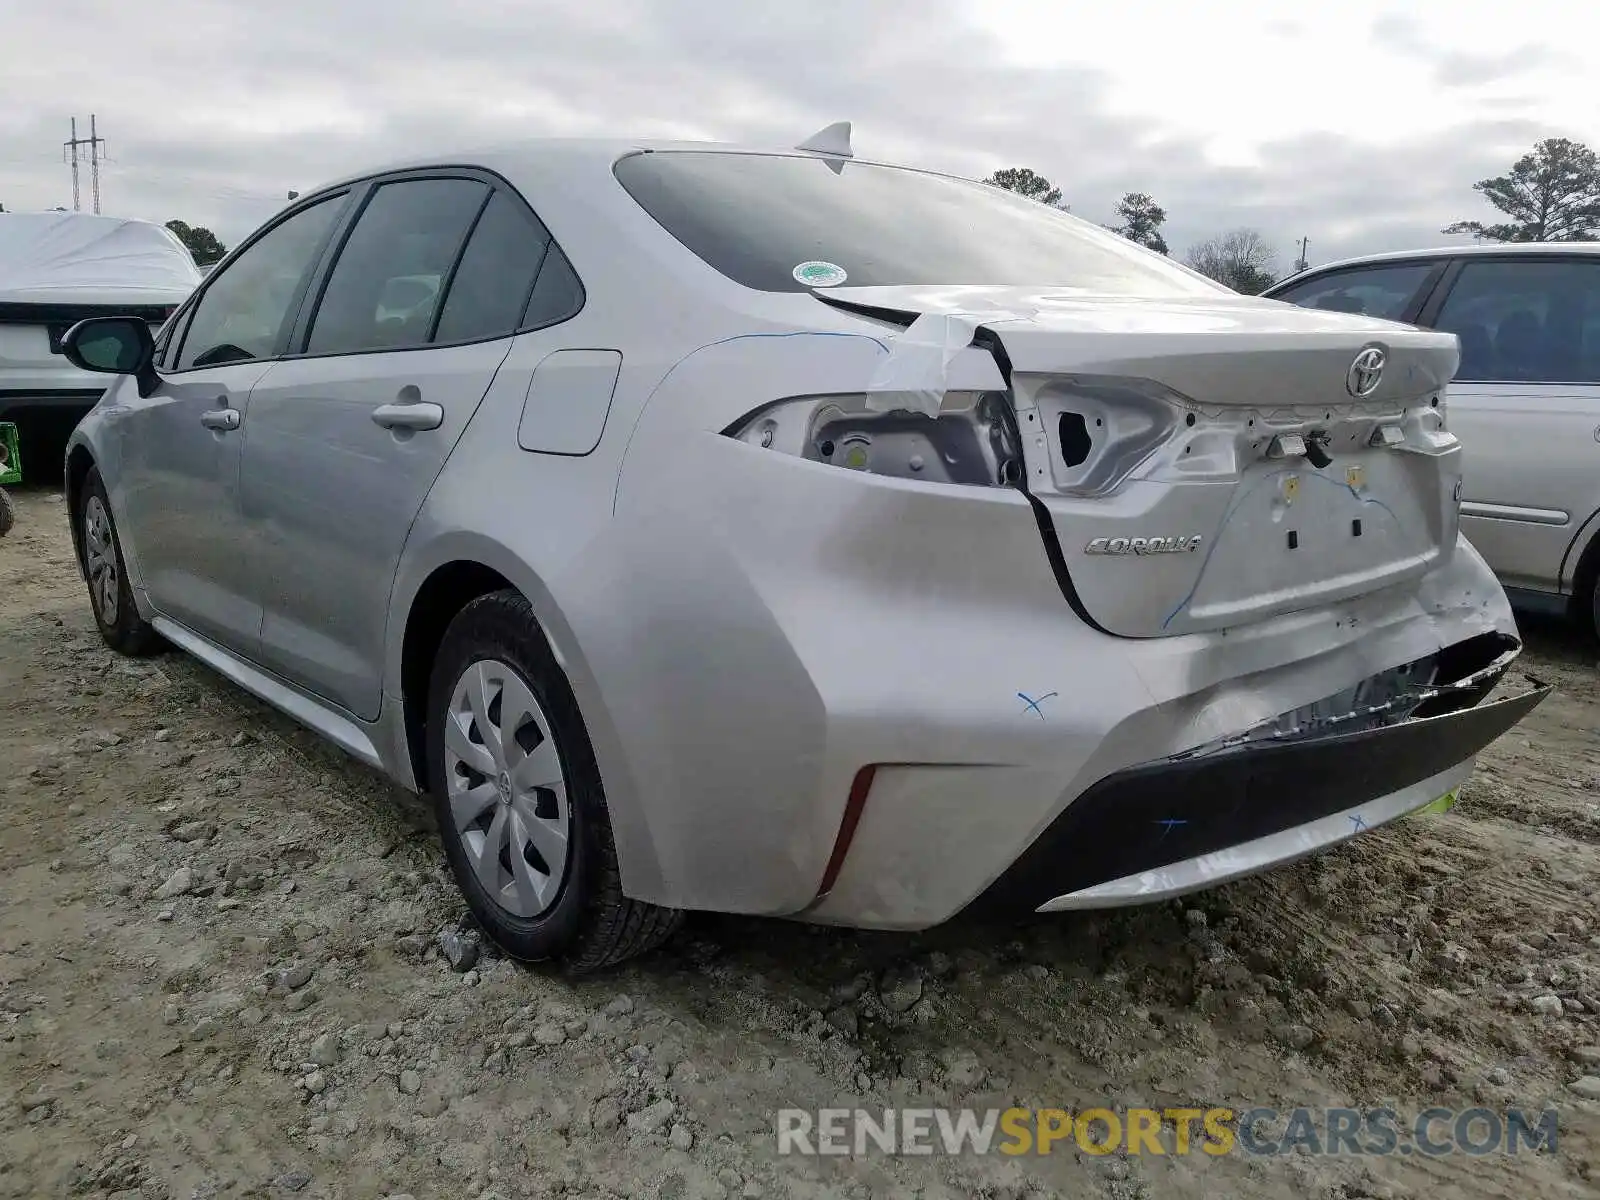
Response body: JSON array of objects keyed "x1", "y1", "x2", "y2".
[{"x1": 59, "y1": 316, "x2": 158, "y2": 398}]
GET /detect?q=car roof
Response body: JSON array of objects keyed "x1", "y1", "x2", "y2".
[
  {"x1": 303, "y1": 136, "x2": 943, "y2": 197},
  {"x1": 1275, "y1": 240, "x2": 1600, "y2": 287}
]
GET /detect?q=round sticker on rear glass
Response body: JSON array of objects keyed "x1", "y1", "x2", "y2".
[{"x1": 793, "y1": 260, "x2": 848, "y2": 288}]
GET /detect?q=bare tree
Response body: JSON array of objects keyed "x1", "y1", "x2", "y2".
[{"x1": 1185, "y1": 229, "x2": 1279, "y2": 295}]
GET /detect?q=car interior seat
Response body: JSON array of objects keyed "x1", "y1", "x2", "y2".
[
  {"x1": 1494, "y1": 309, "x2": 1546, "y2": 380},
  {"x1": 1449, "y1": 321, "x2": 1495, "y2": 379}
]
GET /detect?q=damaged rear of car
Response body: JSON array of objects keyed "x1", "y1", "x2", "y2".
[{"x1": 597, "y1": 143, "x2": 1546, "y2": 928}]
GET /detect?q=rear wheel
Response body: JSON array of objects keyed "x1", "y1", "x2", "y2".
[
  {"x1": 426, "y1": 589, "x2": 682, "y2": 973},
  {"x1": 79, "y1": 468, "x2": 162, "y2": 656}
]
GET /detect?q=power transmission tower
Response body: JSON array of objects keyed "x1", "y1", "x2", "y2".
[
  {"x1": 64, "y1": 117, "x2": 79, "y2": 211},
  {"x1": 90, "y1": 114, "x2": 103, "y2": 214},
  {"x1": 62, "y1": 115, "x2": 107, "y2": 213}
]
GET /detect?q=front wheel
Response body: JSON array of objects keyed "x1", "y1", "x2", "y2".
[
  {"x1": 426, "y1": 590, "x2": 682, "y2": 973},
  {"x1": 79, "y1": 468, "x2": 162, "y2": 656}
]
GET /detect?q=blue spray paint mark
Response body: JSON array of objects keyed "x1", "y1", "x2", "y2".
[
  {"x1": 1161, "y1": 468, "x2": 1409, "y2": 630},
  {"x1": 1348, "y1": 813, "x2": 1368, "y2": 833},
  {"x1": 1018, "y1": 691, "x2": 1059, "y2": 719},
  {"x1": 1154, "y1": 818, "x2": 1189, "y2": 843}
]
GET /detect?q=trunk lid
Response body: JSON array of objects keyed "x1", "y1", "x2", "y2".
[{"x1": 818, "y1": 285, "x2": 1464, "y2": 637}]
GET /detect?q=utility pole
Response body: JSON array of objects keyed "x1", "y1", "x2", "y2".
[
  {"x1": 1294, "y1": 236, "x2": 1310, "y2": 274},
  {"x1": 90, "y1": 114, "x2": 103, "y2": 215},
  {"x1": 64, "y1": 117, "x2": 79, "y2": 211},
  {"x1": 62, "y1": 115, "x2": 107, "y2": 213}
]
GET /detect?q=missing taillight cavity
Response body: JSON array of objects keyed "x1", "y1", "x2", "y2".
[
  {"x1": 1021, "y1": 376, "x2": 1182, "y2": 497},
  {"x1": 1058, "y1": 412, "x2": 1092, "y2": 468},
  {"x1": 728, "y1": 390, "x2": 1022, "y2": 488}
]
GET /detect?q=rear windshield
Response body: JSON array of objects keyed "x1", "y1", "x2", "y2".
[{"x1": 614, "y1": 150, "x2": 1220, "y2": 296}]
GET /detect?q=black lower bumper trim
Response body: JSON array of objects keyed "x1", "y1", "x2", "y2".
[{"x1": 971, "y1": 680, "x2": 1548, "y2": 915}]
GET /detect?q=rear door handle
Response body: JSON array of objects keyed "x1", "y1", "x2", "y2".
[
  {"x1": 371, "y1": 402, "x2": 444, "y2": 431},
  {"x1": 200, "y1": 408, "x2": 241, "y2": 431}
]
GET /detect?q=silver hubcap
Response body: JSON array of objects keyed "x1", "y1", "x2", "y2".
[
  {"x1": 443, "y1": 658, "x2": 570, "y2": 918},
  {"x1": 83, "y1": 495, "x2": 118, "y2": 625}
]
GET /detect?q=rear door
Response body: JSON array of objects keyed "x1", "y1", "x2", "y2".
[
  {"x1": 238, "y1": 173, "x2": 576, "y2": 719},
  {"x1": 1419, "y1": 255, "x2": 1600, "y2": 596}
]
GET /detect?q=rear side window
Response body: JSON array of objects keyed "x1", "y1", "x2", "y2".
[
  {"x1": 306, "y1": 178, "x2": 488, "y2": 356},
  {"x1": 614, "y1": 151, "x2": 1220, "y2": 296},
  {"x1": 433, "y1": 191, "x2": 553, "y2": 343},
  {"x1": 1433, "y1": 258, "x2": 1600, "y2": 383},
  {"x1": 521, "y1": 244, "x2": 584, "y2": 328},
  {"x1": 1271, "y1": 263, "x2": 1433, "y2": 320},
  {"x1": 175, "y1": 195, "x2": 343, "y2": 370}
]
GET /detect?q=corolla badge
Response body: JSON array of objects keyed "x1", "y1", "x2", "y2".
[
  {"x1": 1085, "y1": 535, "x2": 1203, "y2": 556},
  {"x1": 1346, "y1": 347, "x2": 1386, "y2": 397}
]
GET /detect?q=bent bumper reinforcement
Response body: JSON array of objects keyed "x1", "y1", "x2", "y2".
[{"x1": 970, "y1": 672, "x2": 1549, "y2": 917}]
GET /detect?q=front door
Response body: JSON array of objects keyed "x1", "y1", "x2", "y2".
[
  {"x1": 121, "y1": 193, "x2": 347, "y2": 652},
  {"x1": 238, "y1": 176, "x2": 570, "y2": 719}
]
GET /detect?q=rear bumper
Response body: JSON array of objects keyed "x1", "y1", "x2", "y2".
[{"x1": 971, "y1": 670, "x2": 1546, "y2": 916}]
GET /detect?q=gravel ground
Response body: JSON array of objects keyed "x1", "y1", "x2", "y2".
[{"x1": 3, "y1": 485, "x2": 1599, "y2": 1200}]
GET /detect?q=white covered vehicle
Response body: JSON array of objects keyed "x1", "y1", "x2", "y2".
[{"x1": 0, "y1": 212, "x2": 199, "y2": 475}]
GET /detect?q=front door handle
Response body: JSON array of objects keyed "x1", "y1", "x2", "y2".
[
  {"x1": 371, "y1": 402, "x2": 444, "y2": 432},
  {"x1": 200, "y1": 408, "x2": 241, "y2": 431}
]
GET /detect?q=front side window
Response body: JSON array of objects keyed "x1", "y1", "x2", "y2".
[
  {"x1": 175, "y1": 195, "x2": 344, "y2": 370},
  {"x1": 1271, "y1": 262, "x2": 1433, "y2": 320},
  {"x1": 305, "y1": 178, "x2": 488, "y2": 356},
  {"x1": 614, "y1": 151, "x2": 1221, "y2": 296},
  {"x1": 1434, "y1": 258, "x2": 1600, "y2": 383}
]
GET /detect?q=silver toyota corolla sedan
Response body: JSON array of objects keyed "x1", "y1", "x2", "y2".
[{"x1": 58, "y1": 126, "x2": 1546, "y2": 971}]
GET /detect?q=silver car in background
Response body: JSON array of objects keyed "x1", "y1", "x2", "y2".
[
  {"x1": 57, "y1": 133, "x2": 1546, "y2": 972},
  {"x1": 1267, "y1": 244, "x2": 1600, "y2": 632}
]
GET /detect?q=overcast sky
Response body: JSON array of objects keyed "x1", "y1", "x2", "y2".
[{"x1": 2, "y1": 0, "x2": 1596, "y2": 271}]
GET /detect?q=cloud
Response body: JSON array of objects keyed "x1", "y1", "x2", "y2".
[
  {"x1": 1372, "y1": 12, "x2": 1568, "y2": 88},
  {"x1": 0, "y1": 0, "x2": 1581, "y2": 273}
]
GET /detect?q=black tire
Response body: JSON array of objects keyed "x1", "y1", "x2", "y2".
[
  {"x1": 1569, "y1": 537, "x2": 1600, "y2": 644},
  {"x1": 79, "y1": 468, "x2": 163, "y2": 657},
  {"x1": 0, "y1": 488, "x2": 13, "y2": 537},
  {"x1": 426, "y1": 589, "x2": 682, "y2": 973}
]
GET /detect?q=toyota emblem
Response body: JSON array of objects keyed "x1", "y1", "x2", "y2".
[{"x1": 1346, "y1": 347, "x2": 1386, "y2": 397}]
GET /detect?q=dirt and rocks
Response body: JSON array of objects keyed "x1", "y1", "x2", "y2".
[{"x1": 2, "y1": 485, "x2": 1599, "y2": 1200}]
